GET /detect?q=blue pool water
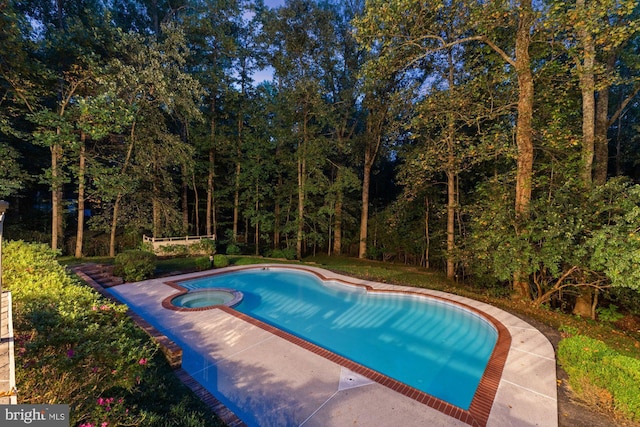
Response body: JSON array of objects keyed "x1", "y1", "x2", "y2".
[{"x1": 179, "y1": 268, "x2": 497, "y2": 409}]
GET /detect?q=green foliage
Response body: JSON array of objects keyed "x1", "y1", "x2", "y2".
[
  {"x1": 468, "y1": 177, "x2": 640, "y2": 300},
  {"x1": 156, "y1": 244, "x2": 189, "y2": 256},
  {"x1": 213, "y1": 254, "x2": 229, "y2": 268},
  {"x1": 226, "y1": 243, "x2": 241, "y2": 255},
  {"x1": 153, "y1": 239, "x2": 216, "y2": 257},
  {"x1": 603, "y1": 288, "x2": 640, "y2": 317},
  {"x1": 586, "y1": 188, "x2": 640, "y2": 290},
  {"x1": 596, "y1": 305, "x2": 624, "y2": 323},
  {"x1": 189, "y1": 238, "x2": 216, "y2": 255},
  {"x1": 3, "y1": 240, "x2": 222, "y2": 426},
  {"x1": 194, "y1": 256, "x2": 211, "y2": 271},
  {"x1": 114, "y1": 250, "x2": 157, "y2": 282},
  {"x1": 558, "y1": 335, "x2": 640, "y2": 421},
  {"x1": 0, "y1": 143, "x2": 29, "y2": 198},
  {"x1": 268, "y1": 248, "x2": 296, "y2": 260},
  {"x1": 3, "y1": 241, "x2": 154, "y2": 424}
]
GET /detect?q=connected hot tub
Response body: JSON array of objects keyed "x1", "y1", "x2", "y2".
[{"x1": 169, "y1": 288, "x2": 243, "y2": 309}]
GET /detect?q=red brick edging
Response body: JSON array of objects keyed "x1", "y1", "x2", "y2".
[{"x1": 165, "y1": 265, "x2": 512, "y2": 427}]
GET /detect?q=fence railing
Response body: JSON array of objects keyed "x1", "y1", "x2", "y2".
[{"x1": 142, "y1": 234, "x2": 216, "y2": 251}]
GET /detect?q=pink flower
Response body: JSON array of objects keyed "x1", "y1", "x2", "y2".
[
  {"x1": 91, "y1": 306, "x2": 97, "y2": 311},
  {"x1": 80, "y1": 423, "x2": 94, "y2": 427},
  {"x1": 138, "y1": 358, "x2": 147, "y2": 365},
  {"x1": 101, "y1": 423, "x2": 108, "y2": 427},
  {"x1": 97, "y1": 397, "x2": 105, "y2": 406}
]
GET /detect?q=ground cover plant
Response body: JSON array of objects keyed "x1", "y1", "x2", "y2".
[
  {"x1": 3, "y1": 241, "x2": 223, "y2": 426},
  {"x1": 558, "y1": 334, "x2": 640, "y2": 421}
]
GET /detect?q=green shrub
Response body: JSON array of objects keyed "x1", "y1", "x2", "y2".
[
  {"x1": 281, "y1": 248, "x2": 296, "y2": 260},
  {"x1": 226, "y1": 243, "x2": 241, "y2": 255},
  {"x1": 213, "y1": 254, "x2": 229, "y2": 268},
  {"x1": 3, "y1": 240, "x2": 224, "y2": 426},
  {"x1": 114, "y1": 250, "x2": 157, "y2": 282},
  {"x1": 269, "y1": 249, "x2": 287, "y2": 259},
  {"x1": 3, "y1": 241, "x2": 155, "y2": 424},
  {"x1": 558, "y1": 335, "x2": 640, "y2": 421},
  {"x1": 195, "y1": 256, "x2": 211, "y2": 271},
  {"x1": 157, "y1": 244, "x2": 188, "y2": 256},
  {"x1": 596, "y1": 304, "x2": 624, "y2": 323},
  {"x1": 189, "y1": 238, "x2": 216, "y2": 255},
  {"x1": 267, "y1": 248, "x2": 296, "y2": 260}
]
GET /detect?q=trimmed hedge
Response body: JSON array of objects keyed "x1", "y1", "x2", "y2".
[
  {"x1": 213, "y1": 254, "x2": 229, "y2": 268},
  {"x1": 114, "y1": 250, "x2": 157, "y2": 282},
  {"x1": 558, "y1": 335, "x2": 640, "y2": 421}
]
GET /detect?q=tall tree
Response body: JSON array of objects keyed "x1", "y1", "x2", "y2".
[
  {"x1": 356, "y1": 0, "x2": 537, "y2": 297},
  {"x1": 547, "y1": 0, "x2": 639, "y2": 187},
  {"x1": 267, "y1": 0, "x2": 335, "y2": 258},
  {"x1": 91, "y1": 24, "x2": 201, "y2": 254}
]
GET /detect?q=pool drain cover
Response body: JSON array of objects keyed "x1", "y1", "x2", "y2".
[{"x1": 338, "y1": 367, "x2": 374, "y2": 391}]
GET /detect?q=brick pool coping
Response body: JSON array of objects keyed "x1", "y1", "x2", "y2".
[{"x1": 159, "y1": 265, "x2": 512, "y2": 427}]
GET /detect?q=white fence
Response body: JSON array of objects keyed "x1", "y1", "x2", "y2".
[{"x1": 142, "y1": 234, "x2": 216, "y2": 252}]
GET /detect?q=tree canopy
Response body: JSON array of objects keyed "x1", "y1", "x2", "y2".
[{"x1": 2, "y1": 0, "x2": 640, "y2": 316}]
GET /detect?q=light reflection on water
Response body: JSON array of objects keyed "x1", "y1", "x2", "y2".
[{"x1": 181, "y1": 268, "x2": 497, "y2": 410}]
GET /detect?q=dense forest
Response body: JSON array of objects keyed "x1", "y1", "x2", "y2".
[{"x1": 2, "y1": 0, "x2": 640, "y2": 317}]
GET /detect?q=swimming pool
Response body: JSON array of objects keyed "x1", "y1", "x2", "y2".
[{"x1": 175, "y1": 267, "x2": 498, "y2": 410}]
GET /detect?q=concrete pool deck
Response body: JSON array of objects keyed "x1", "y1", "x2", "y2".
[{"x1": 103, "y1": 265, "x2": 558, "y2": 427}]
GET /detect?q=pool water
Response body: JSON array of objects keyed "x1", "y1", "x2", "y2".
[{"x1": 180, "y1": 268, "x2": 497, "y2": 410}]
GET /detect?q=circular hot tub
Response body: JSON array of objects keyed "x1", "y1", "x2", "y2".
[{"x1": 170, "y1": 288, "x2": 243, "y2": 309}]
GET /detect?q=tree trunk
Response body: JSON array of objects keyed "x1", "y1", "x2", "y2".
[
  {"x1": 297, "y1": 131, "x2": 307, "y2": 260},
  {"x1": 446, "y1": 49, "x2": 456, "y2": 280},
  {"x1": 233, "y1": 161, "x2": 240, "y2": 241},
  {"x1": 274, "y1": 174, "x2": 282, "y2": 249},
  {"x1": 182, "y1": 166, "x2": 189, "y2": 234},
  {"x1": 192, "y1": 172, "x2": 200, "y2": 235},
  {"x1": 512, "y1": 0, "x2": 535, "y2": 300},
  {"x1": 109, "y1": 195, "x2": 121, "y2": 257},
  {"x1": 109, "y1": 121, "x2": 136, "y2": 257},
  {"x1": 424, "y1": 196, "x2": 430, "y2": 269},
  {"x1": 359, "y1": 154, "x2": 371, "y2": 259},
  {"x1": 74, "y1": 132, "x2": 86, "y2": 258},
  {"x1": 51, "y1": 142, "x2": 64, "y2": 252},
  {"x1": 577, "y1": 0, "x2": 596, "y2": 187},
  {"x1": 593, "y1": 53, "x2": 616, "y2": 185},
  {"x1": 255, "y1": 182, "x2": 260, "y2": 256},
  {"x1": 573, "y1": 287, "x2": 593, "y2": 317},
  {"x1": 573, "y1": 0, "x2": 598, "y2": 312},
  {"x1": 359, "y1": 100, "x2": 386, "y2": 259},
  {"x1": 446, "y1": 170, "x2": 456, "y2": 279},
  {"x1": 333, "y1": 192, "x2": 342, "y2": 255},
  {"x1": 207, "y1": 147, "x2": 215, "y2": 236}
]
